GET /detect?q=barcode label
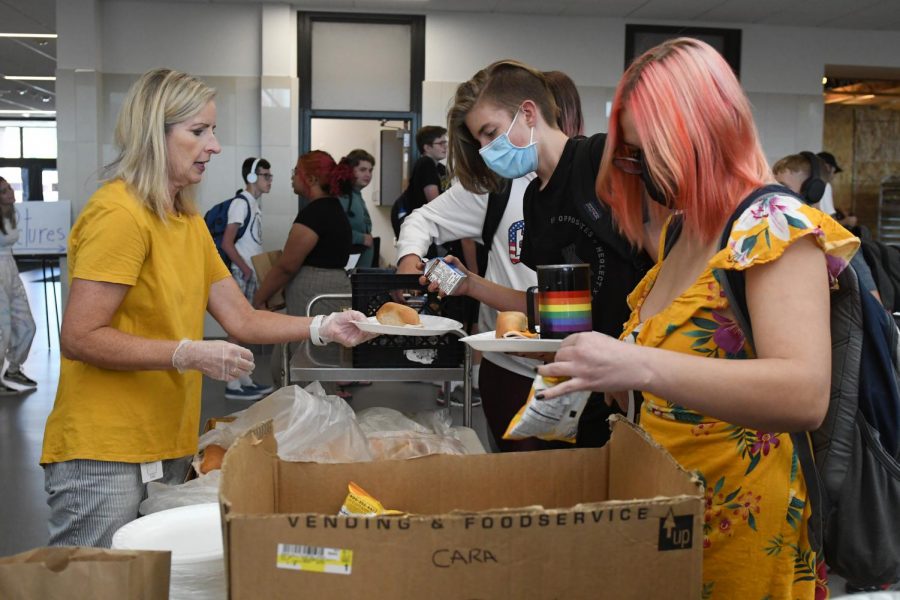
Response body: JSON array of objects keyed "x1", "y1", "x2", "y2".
[{"x1": 276, "y1": 543, "x2": 353, "y2": 575}]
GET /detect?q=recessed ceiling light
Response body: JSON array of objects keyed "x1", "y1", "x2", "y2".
[
  {"x1": 41, "y1": 96, "x2": 51, "y2": 103},
  {"x1": 4, "y1": 76, "x2": 56, "y2": 81},
  {"x1": 0, "y1": 33, "x2": 57, "y2": 39}
]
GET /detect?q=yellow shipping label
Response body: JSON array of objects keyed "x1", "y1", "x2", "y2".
[{"x1": 276, "y1": 543, "x2": 353, "y2": 575}]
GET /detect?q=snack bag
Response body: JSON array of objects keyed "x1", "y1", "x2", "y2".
[
  {"x1": 339, "y1": 482, "x2": 404, "y2": 517},
  {"x1": 503, "y1": 374, "x2": 590, "y2": 443}
]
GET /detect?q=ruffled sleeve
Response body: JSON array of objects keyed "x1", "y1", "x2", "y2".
[{"x1": 708, "y1": 192, "x2": 859, "y2": 287}]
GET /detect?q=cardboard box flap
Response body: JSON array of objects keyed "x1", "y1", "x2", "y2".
[
  {"x1": 608, "y1": 416, "x2": 703, "y2": 499},
  {"x1": 275, "y1": 443, "x2": 610, "y2": 515},
  {"x1": 220, "y1": 420, "x2": 278, "y2": 517}
]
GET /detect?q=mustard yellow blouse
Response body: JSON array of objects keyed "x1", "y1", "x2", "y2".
[{"x1": 622, "y1": 192, "x2": 858, "y2": 599}]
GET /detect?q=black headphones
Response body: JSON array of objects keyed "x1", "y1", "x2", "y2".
[{"x1": 799, "y1": 151, "x2": 826, "y2": 205}]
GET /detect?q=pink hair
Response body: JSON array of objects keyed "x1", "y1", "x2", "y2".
[{"x1": 597, "y1": 38, "x2": 773, "y2": 245}]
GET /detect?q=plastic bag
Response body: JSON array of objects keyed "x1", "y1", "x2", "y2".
[
  {"x1": 275, "y1": 383, "x2": 372, "y2": 463},
  {"x1": 140, "y1": 471, "x2": 221, "y2": 516},
  {"x1": 196, "y1": 383, "x2": 372, "y2": 463},
  {"x1": 357, "y1": 406, "x2": 467, "y2": 460}
]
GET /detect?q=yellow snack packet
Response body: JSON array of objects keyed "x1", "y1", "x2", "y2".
[
  {"x1": 339, "y1": 482, "x2": 404, "y2": 517},
  {"x1": 503, "y1": 374, "x2": 590, "y2": 443}
]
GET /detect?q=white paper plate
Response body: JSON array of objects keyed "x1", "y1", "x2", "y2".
[
  {"x1": 112, "y1": 502, "x2": 222, "y2": 563},
  {"x1": 460, "y1": 331, "x2": 563, "y2": 353},
  {"x1": 353, "y1": 314, "x2": 463, "y2": 336}
]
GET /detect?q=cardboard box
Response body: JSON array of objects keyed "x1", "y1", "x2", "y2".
[
  {"x1": 251, "y1": 250, "x2": 286, "y2": 311},
  {"x1": 220, "y1": 418, "x2": 703, "y2": 599}
]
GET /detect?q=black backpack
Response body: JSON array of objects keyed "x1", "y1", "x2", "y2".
[
  {"x1": 390, "y1": 189, "x2": 409, "y2": 239},
  {"x1": 711, "y1": 185, "x2": 900, "y2": 586}
]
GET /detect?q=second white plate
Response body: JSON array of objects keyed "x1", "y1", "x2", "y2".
[
  {"x1": 353, "y1": 314, "x2": 463, "y2": 336},
  {"x1": 459, "y1": 331, "x2": 562, "y2": 353}
]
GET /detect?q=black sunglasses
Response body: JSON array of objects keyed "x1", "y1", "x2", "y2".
[{"x1": 612, "y1": 149, "x2": 643, "y2": 175}]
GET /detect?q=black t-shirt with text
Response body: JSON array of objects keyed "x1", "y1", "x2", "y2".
[
  {"x1": 406, "y1": 156, "x2": 450, "y2": 214},
  {"x1": 294, "y1": 197, "x2": 352, "y2": 269},
  {"x1": 520, "y1": 134, "x2": 647, "y2": 338}
]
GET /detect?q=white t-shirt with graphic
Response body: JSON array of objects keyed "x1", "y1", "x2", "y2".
[
  {"x1": 397, "y1": 176, "x2": 538, "y2": 378},
  {"x1": 227, "y1": 190, "x2": 263, "y2": 273}
]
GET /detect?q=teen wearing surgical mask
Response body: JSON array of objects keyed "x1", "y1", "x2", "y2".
[{"x1": 432, "y1": 60, "x2": 651, "y2": 448}]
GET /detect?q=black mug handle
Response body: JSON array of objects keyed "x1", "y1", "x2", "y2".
[{"x1": 525, "y1": 286, "x2": 539, "y2": 333}]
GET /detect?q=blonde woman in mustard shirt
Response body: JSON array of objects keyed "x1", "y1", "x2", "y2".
[{"x1": 41, "y1": 68, "x2": 374, "y2": 548}]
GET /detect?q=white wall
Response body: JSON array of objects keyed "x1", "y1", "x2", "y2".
[{"x1": 56, "y1": 1, "x2": 900, "y2": 337}]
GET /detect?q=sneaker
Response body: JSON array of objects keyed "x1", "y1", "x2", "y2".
[
  {"x1": 0, "y1": 381, "x2": 21, "y2": 395},
  {"x1": 5, "y1": 370, "x2": 36, "y2": 387},
  {"x1": 224, "y1": 386, "x2": 265, "y2": 401},
  {"x1": 243, "y1": 381, "x2": 274, "y2": 396}
]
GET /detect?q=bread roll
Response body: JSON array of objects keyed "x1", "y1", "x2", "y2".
[
  {"x1": 199, "y1": 444, "x2": 226, "y2": 474},
  {"x1": 495, "y1": 311, "x2": 538, "y2": 338},
  {"x1": 376, "y1": 302, "x2": 421, "y2": 326}
]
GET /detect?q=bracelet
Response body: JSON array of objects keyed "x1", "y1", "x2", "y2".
[{"x1": 309, "y1": 315, "x2": 326, "y2": 346}]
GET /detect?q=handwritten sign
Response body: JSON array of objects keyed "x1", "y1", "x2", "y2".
[{"x1": 12, "y1": 200, "x2": 70, "y2": 255}]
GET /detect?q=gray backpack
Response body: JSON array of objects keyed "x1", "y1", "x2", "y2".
[{"x1": 716, "y1": 186, "x2": 900, "y2": 586}]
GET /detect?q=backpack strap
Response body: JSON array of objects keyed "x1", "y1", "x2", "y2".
[
  {"x1": 481, "y1": 179, "x2": 513, "y2": 253},
  {"x1": 570, "y1": 135, "x2": 641, "y2": 263},
  {"x1": 235, "y1": 193, "x2": 252, "y2": 241},
  {"x1": 711, "y1": 183, "x2": 826, "y2": 558}
]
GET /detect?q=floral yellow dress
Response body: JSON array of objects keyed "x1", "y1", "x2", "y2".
[{"x1": 621, "y1": 192, "x2": 858, "y2": 599}]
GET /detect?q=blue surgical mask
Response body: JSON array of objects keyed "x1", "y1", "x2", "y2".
[{"x1": 478, "y1": 108, "x2": 538, "y2": 179}]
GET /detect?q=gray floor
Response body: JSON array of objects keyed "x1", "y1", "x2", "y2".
[
  {"x1": 0, "y1": 263, "x2": 492, "y2": 558},
  {"x1": 0, "y1": 265, "x2": 875, "y2": 595}
]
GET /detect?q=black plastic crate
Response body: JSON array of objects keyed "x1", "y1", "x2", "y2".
[{"x1": 350, "y1": 268, "x2": 464, "y2": 368}]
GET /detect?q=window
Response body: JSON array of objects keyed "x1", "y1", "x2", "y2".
[
  {"x1": 0, "y1": 120, "x2": 57, "y2": 160},
  {"x1": 624, "y1": 25, "x2": 742, "y2": 77}
]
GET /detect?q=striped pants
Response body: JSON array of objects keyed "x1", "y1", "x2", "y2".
[
  {"x1": 0, "y1": 255, "x2": 35, "y2": 370},
  {"x1": 44, "y1": 456, "x2": 192, "y2": 548}
]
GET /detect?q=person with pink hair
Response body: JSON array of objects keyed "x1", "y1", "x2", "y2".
[{"x1": 537, "y1": 38, "x2": 858, "y2": 597}]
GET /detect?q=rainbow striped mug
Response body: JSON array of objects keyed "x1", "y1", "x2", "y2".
[{"x1": 526, "y1": 264, "x2": 592, "y2": 339}]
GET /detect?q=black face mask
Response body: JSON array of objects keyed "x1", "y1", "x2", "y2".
[{"x1": 639, "y1": 151, "x2": 673, "y2": 208}]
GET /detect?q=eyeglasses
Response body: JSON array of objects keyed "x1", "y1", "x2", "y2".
[
  {"x1": 432, "y1": 140, "x2": 449, "y2": 147},
  {"x1": 612, "y1": 150, "x2": 643, "y2": 175},
  {"x1": 257, "y1": 173, "x2": 273, "y2": 182}
]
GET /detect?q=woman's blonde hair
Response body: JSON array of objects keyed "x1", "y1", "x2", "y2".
[
  {"x1": 447, "y1": 59, "x2": 559, "y2": 194},
  {"x1": 104, "y1": 68, "x2": 216, "y2": 219}
]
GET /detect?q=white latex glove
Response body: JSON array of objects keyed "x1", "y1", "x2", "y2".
[
  {"x1": 171, "y1": 339, "x2": 255, "y2": 382},
  {"x1": 311, "y1": 310, "x2": 377, "y2": 347}
]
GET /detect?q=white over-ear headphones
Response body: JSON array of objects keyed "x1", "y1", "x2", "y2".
[{"x1": 246, "y1": 157, "x2": 261, "y2": 184}]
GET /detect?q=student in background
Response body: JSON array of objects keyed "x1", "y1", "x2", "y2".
[
  {"x1": 537, "y1": 38, "x2": 858, "y2": 597},
  {"x1": 337, "y1": 149, "x2": 376, "y2": 268},
  {"x1": 252, "y1": 151, "x2": 354, "y2": 391},
  {"x1": 0, "y1": 176, "x2": 37, "y2": 394},
  {"x1": 222, "y1": 156, "x2": 274, "y2": 400},
  {"x1": 396, "y1": 69, "x2": 585, "y2": 451},
  {"x1": 773, "y1": 152, "x2": 880, "y2": 303},
  {"x1": 406, "y1": 126, "x2": 451, "y2": 214}
]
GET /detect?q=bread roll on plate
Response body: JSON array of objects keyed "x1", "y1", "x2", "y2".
[
  {"x1": 375, "y1": 302, "x2": 422, "y2": 327},
  {"x1": 495, "y1": 311, "x2": 538, "y2": 339}
]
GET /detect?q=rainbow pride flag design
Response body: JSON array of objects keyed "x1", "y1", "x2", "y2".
[{"x1": 539, "y1": 290, "x2": 592, "y2": 334}]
